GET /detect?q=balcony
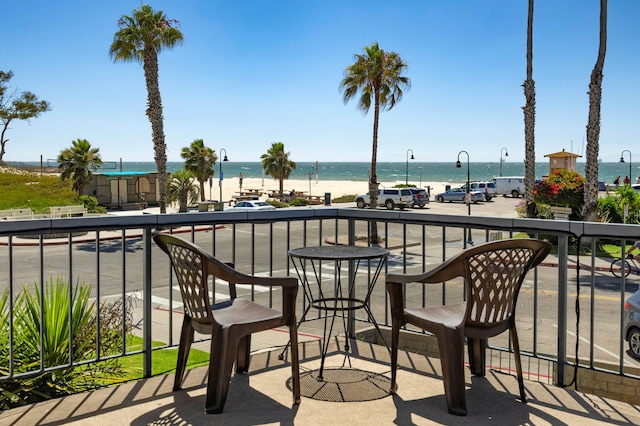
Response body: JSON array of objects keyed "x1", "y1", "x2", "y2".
[{"x1": 1, "y1": 204, "x2": 640, "y2": 423}]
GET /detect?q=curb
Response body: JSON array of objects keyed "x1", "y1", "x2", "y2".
[{"x1": 0, "y1": 225, "x2": 222, "y2": 247}]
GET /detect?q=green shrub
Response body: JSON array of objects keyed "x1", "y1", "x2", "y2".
[
  {"x1": 532, "y1": 169, "x2": 585, "y2": 220},
  {"x1": 598, "y1": 186, "x2": 640, "y2": 223},
  {"x1": 77, "y1": 195, "x2": 107, "y2": 214},
  {"x1": 0, "y1": 277, "x2": 131, "y2": 409},
  {"x1": 597, "y1": 195, "x2": 623, "y2": 223},
  {"x1": 266, "y1": 199, "x2": 290, "y2": 208},
  {"x1": 332, "y1": 194, "x2": 356, "y2": 203},
  {"x1": 288, "y1": 197, "x2": 310, "y2": 206},
  {"x1": 393, "y1": 184, "x2": 416, "y2": 188}
]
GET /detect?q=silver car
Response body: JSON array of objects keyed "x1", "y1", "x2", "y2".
[
  {"x1": 228, "y1": 200, "x2": 276, "y2": 211},
  {"x1": 624, "y1": 289, "x2": 640, "y2": 360},
  {"x1": 434, "y1": 187, "x2": 485, "y2": 203}
]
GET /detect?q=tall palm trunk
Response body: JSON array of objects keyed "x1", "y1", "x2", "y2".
[
  {"x1": 199, "y1": 180, "x2": 205, "y2": 202},
  {"x1": 523, "y1": 0, "x2": 537, "y2": 218},
  {"x1": 143, "y1": 47, "x2": 167, "y2": 213},
  {"x1": 369, "y1": 91, "x2": 381, "y2": 243},
  {"x1": 584, "y1": 0, "x2": 607, "y2": 222}
]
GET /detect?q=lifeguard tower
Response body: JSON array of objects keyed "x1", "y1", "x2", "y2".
[{"x1": 544, "y1": 149, "x2": 582, "y2": 175}]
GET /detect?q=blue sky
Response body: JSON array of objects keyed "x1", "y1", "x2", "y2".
[{"x1": 4, "y1": 1, "x2": 639, "y2": 164}]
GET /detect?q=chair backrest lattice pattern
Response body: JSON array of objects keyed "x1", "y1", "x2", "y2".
[
  {"x1": 465, "y1": 247, "x2": 535, "y2": 327},
  {"x1": 166, "y1": 243, "x2": 211, "y2": 321}
]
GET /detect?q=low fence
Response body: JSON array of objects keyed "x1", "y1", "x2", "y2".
[{"x1": 1, "y1": 208, "x2": 640, "y2": 401}]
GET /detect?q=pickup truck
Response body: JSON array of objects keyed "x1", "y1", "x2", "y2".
[{"x1": 354, "y1": 188, "x2": 413, "y2": 210}]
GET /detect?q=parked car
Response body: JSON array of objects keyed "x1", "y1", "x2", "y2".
[
  {"x1": 469, "y1": 181, "x2": 497, "y2": 201},
  {"x1": 409, "y1": 188, "x2": 430, "y2": 208},
  {"x1": 434, "y1": 187, "x2": 485, "y2": 203},
  {"x1": 228, "y1": 200, "x2": 276, "y2": 211},
  {"x1": 631, "y1": 184, "x2": 640, "y2": 194},
  {"x1": 624, "y1": 289, "x2": 640, "y2": 360},
  {"x1": 354, "y1": 188, "x2": 413, "y2": 210}
]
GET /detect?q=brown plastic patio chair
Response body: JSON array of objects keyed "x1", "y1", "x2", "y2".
[
  {"x1": 386, "y1": 238, "x2": 551, "y2": 416},
  {"x1": 153, "y1": 234, "x2": 300, "y2": 414}
]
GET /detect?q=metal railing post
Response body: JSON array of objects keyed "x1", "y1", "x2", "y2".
[
  {"x1": 347, "y1": 218, "x2": 356, "y2": 336},
  {"x1": 556, "y1": 233, "x2": 568, "y2": 386},
  {"x1": 142, "y1": 228, "x2": 153, "y2": 378}
]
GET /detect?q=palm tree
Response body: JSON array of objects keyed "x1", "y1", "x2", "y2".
[
  {"x1": 109, "y1": 4, "x2": 183, "y2": 214},
  {"x1": 584, "y1": 0, "x2": 607, "y2": 222},
  {"x1": 57, "y1": 139, "x2": 103, "y2": 195},
  {"x1": 523, "y1": 0, "x2": 537, "y2": 218},
  {"x1": 260, "y1": 142, "x2": 296, "y2": 199},
  {"x1": 181, "y1": 139, "x2": 217, "y2": 202},
  {"x1": 166, "y1": 169, "x2": 198, "y2": 213},
  {"x1": 340, "y1": 42, "x2": 410, "y2": 242}
]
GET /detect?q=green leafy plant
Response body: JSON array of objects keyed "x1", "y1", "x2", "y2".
[
  {"x1": 532, "y1": 169, "x2": 585, "y2": 220},
  {"x1": 266, "y1": 199, "x2": 290, "y2": 208},
  {"x1": 332, "y1": 194, "x2": 356, "y2": 203},
  {"x1": 77, "y1": 195, "x2": 107, "y2": 214},
  {"x1": 0, "y1": 171, "x2": 77, "y2": 213},
  {"x1": 288, "y1": 197, "x2": 310, "y2": 206},
  {"x1": 166, "y1": 169, "x2": 198, "y2": 212},
  {"x1": 0, "y1": 277, "x2": 131, "y2": 409},
  {"x1": 597, "y1": 187, "x2": 640, "y2": 224}
]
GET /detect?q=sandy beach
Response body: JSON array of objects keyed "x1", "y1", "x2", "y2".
[{"x1": 217, "y1": 177, "x2": 455, "y2": 203}]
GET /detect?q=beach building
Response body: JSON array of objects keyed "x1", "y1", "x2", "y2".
[
  {"x1": 544, "y1": 149, "x2": 582, "y2": 175},
  {"x1": 86, "y1": 171, "x2": 161, "y2": 210}
]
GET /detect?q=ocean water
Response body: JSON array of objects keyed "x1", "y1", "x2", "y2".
[{"x1": 14, "y1": 160, "x2": 637, "y2": 185}]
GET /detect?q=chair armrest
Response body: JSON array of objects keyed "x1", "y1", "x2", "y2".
[
  {"x1": 386, "y1": 254, "x2": 464, "y2": 285},
  {"x1": 207, "y1": 257, "x2": 298, "y2": 321},
  {"x1": 234, "y1": 274, "x2": 298, "y2": 323}
]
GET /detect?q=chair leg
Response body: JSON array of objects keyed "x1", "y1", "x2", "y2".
[
  {"x1": 236, "y1": 335, "x2": 252, "y2": 373},
  {"x1": 205, "y1": 331, "x2": 236, "y2": 414},
  {"x1": 437, "y1": 326, "x2": 467, "y2": 416},
  {"x1": 174, "y1": 316, "x2": 194, "y2": 391},
  {"x1": 389, "y1": 320, "x2": 400, "y2": 394},
  {"x1": 289, "y1": 323, "x2": 301, "y2": 405},
  {"x1": 467, "y1": 337, "x2": 487, "y2": 377},
  {"x1": 510, "y1": 326, "x2": 527, "y2": 403}
]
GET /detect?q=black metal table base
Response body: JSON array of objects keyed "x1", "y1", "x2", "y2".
[{"x1": 284, "y1": 245, "x2": 390, "y2": 381}]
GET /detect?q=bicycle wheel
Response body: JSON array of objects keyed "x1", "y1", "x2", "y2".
[{"x1": 611, "y1": 259, "x2": 631, "y2": 278}]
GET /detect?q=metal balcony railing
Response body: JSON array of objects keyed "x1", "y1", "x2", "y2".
[{"x1": 1, "y1": 208, "x2": 640, "y2": 389}]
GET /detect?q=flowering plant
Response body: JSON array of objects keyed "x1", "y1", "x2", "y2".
[{"x1": 532, "y1": 169, "x2": 585, "y2": 217}]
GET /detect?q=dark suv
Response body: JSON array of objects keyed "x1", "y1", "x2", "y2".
[{"x1": 409, "y1": 188, "x2": 430, "y2": 208}]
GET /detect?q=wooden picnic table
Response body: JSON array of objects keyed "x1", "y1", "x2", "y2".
[
  {"x1": 305, "y1": 195, "x2": 323, "y2": 205},
  {"x1": 233, "y1": 192, "x2": 261, "y2": 201},
  {"x1": 242, "y1": 188, "x2": 264, "y2": 195}
]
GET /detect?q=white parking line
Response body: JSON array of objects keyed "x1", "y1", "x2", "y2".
[
  {"x1": 109, "y1": 261, "x2": 410, "y2": 311},
  {"x1": 553, "y1": 324, "x2": 635, "y2": 367}
]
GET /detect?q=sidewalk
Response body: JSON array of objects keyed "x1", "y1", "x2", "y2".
[{"x1": 3, "y1": 328, "x2": 640, "y2": 425}]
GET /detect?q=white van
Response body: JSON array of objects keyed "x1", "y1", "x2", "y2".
[
  {"x1": 493, "y1": 176, "x2": 525, "y2": 198},
  {"x1": 468, "y1": 181, "x2": 498, "y2": 201}
]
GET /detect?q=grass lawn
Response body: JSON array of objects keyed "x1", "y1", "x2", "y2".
[
  {"x1": 0, "y1": 171, "x2": 77, "y2": 213},
  {"x1": 93, "y1": 335, "x2": 210, "y2": 385},
  {"x1": 511, "y1": 232, "x2": 624, "y2": 258}
]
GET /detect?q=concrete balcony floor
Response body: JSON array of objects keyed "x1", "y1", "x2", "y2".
[{"x1": 2, "y1": 332, "x2": 640, "y2": 426}]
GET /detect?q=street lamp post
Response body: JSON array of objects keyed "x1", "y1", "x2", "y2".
[
  {"x1": 456, "y1": 150, "x2": 472, "y2": 245},
  {"x1": 405, "y1": 149, "x2": 414, "y2": 186},
  {"x1": 308, "y1": 168, "x2": 313, "y2": 207},
  {"x1": 620, "y1": 150, "x2": 632, "y2": 186},
  {"x1": 218, "y1": 148, "x2": 228, "y2": 211},
  {"x1": 500, "y1": 147, "x2": 509, "y2": 177}
]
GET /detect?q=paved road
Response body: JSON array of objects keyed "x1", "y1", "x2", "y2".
[{"x1": 3, "y1": 197, "x2": 640, "y2": 369}]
